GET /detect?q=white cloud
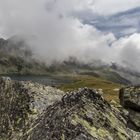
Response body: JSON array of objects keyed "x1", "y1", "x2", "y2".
[
  {"x1": 0, "y1": 0, "x2": 140, "y2": 72},
  {"x1": 93, "y1": 0, "x2": 140, "y2": 15},
  {"x1": 110, "y1": 33, "x2": 140, "y2": 71},
  {"x1": 0, "y1": 0, "x2": 116, "y2": 63}
]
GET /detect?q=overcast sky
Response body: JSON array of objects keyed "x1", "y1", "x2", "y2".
[{"x1": 0, "y1": 0, "x2": 140, "y2": 71}]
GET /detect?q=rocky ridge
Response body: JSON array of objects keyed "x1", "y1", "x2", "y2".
[
  {"x1": 119, "y1": 86, "x2": 140, "y2": 132},
  {"x1": 0, "y1": 77, "x2": 64, "y2": 139},
  {"x1": 22, "y1": 88, "x2": 140, "y2": 140},
  {"x1": 0, "y1": 77, "x2": 140, "y2": 140}
]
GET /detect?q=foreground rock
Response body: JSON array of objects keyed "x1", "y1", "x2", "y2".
[
  {"x1": 119, "y1": 86, "x2": 140, "y2": 132},
  {"x1": 0, "y1": 77, "x2": 140, "y2": 140},
  {"x1": 119, "y1": 86, "x2": 140, "y2": 111},
  {"x1": 0, "y1": 77, "x2": 64, "y2": 139},
  {"x1": 22, "y1": 88, "x2": 140, "y2": 140}
]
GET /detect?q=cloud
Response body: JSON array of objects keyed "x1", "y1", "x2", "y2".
[
  {"x1": 0, "y1": 0, "x2": 140, "y2": 72},
  {"x1": 0, "y1": 0, "x2": 115, "y2": 63},
  {"x1": 83, "y1": 6, "x2": 140, "y2": 38},
  {"x1": 92, "y1": 0, "x2": 140, "y2": 15},
  {"x1": 111, "y1": 33, "x2": 140, "y2": 71}
]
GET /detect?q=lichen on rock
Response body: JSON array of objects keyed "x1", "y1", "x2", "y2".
[
  {"x1": 0, "y1": 77, "x2": 64, "y2": 139},
  {"x1": 22, "y1": 88, "x2": 140, "y2": 140},
  {"x1": 0, "y1": 77, "x2": 140, "y2": 140},
  {"x1": 119, "y1": 86, "x2": 140, "y2": 132}
]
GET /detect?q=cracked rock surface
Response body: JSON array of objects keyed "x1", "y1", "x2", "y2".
[
  {"x1": 0, "y1": 77, "x2": 64, "y2": 139},
  {"x1": 23, "y1": 88, "x2": 140, "y2": 140},
  {"x1": 120, "y1": 86, "x2": 140, "y2": 132},
  {"x1": 0, "y1": 77, "x2": 140, "y2": 140}
]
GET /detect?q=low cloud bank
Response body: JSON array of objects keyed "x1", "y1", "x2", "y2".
[{"x1": 0, "y1": 0, "x2": 140, "y2": 71}]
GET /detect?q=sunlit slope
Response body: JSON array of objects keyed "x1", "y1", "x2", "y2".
[{"x1": 58, "y1": 75, "x2": 123, "y2": 102}]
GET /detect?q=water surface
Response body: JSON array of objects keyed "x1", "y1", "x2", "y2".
[{"x1": 1, "y1": 75, "x2": 71, "y2": 86}]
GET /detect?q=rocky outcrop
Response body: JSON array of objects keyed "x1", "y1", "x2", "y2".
[
  {"x1": 1, "y1": 77, "x2": 140, "y2": 140},
  {"x1": 119, "y1": 86, "x2": 140, "y2": 111},
  {"x1": 0, "y1": 77, "x2": 64, "y2": 140},
  {"x1": 119, "y1": 86, "x2": 140, "y2": 132},
  {"x1": 22, "y1": 88, "x2": 140, "y2": 140}
]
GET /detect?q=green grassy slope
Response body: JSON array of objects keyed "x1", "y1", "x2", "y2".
[{"x1": 58, "y1": 75, "x2": 123, "y2": 102}]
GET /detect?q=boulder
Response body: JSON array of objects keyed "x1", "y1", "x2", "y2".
[
  {"x1": 119, "y1": 86, "x2": 140, "y2": 132},
  {"x1": 1, "y1": 77, "x2": 140, "y2": 140},
  {"x1": 128, "y1": 110, "x2": 140, "y2": 132},
  {"x1": 22, "y1": 88, "x2": 140, "y2": 140},
  {"x1": 119, "y1": 86, "x2": 140, "y2": 111},
  {"x1": 0, "y1": 77, "x2": 64, "y2": 139}
]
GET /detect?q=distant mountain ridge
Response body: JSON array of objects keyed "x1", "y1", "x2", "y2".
[
  {"x1": 0, "y1": 37, "x2": 48, "y2": 75},
  {"x1": 0, "y1": 37, "x2": 140, "y2": 85}
]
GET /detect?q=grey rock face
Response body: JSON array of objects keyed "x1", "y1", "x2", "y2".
[
  {"x1": 22, "y1": 88, "x2": 140, "y2": 140},
  {"x1": 0, "y1": 77, "x2": 64, "y2": 139},
  {"x1": 1, "y1": 77, "x2": 140, "y2": 140},
  {"x1": 119, "y1": 86, "x2": 140, "y2": 111},
  {"x1": 119, "y1": 86, "x2": 140, "y2": 132}
]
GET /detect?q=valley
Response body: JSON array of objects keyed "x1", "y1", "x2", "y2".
[{"x1": 0, "y1": 37, "x2": 140, "y2": 103}]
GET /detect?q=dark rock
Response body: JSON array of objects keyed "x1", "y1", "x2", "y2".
[
  {"x1": 119, "y1": 86, "x2": 140, "y2": 111},
  {"x1": 127, "y1": 109, "x2": 140, "y2": 132},
  {"x1": 0, "y1": 77, "x2": 64, "y2": 140},
  {"x1": 22, "y1": 88, "x2": 140, "y2": 140},
  {"x1": 1, "y1": 77, "x2": 140, "y2": 140},
  {"x1": 0, "y1": 38, "x2": 6, "y2": 47},
  {"x1": 119, "y1": 86, "x2": 140, "y2": 132}
]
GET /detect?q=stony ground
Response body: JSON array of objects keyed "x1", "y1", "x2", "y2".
[{"x1": 0, "y1": 77, "x2": 140, "y2": 140}]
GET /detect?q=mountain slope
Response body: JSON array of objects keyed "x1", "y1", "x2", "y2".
[
  {"x1": 0, "y1": 37, "x2": 48, "y2": 75},
  {"x1": 1, "y1": 37, "x2": 140, "y2": 86}
]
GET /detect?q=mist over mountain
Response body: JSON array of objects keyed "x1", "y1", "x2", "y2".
[
  {"x1": 1, "y1": 1, "x2": 140, "y2": 139},
  {"x1": 1, "y1": 36, "x2": 140, "y2": 85},
  {"x1": 0, "y1": 0, "x2": 140, "y2": 74},
  {"x1": 0, "y1": 37, "x2": 49, "y2": 75}
]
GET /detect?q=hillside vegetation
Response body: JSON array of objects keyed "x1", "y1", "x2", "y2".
[
  {"x1": 1, "y1": 36, "x2": 140, "y2": 90},
  {"x1": 58, "y1": 75, "x2": 122, "y2": 102}
]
